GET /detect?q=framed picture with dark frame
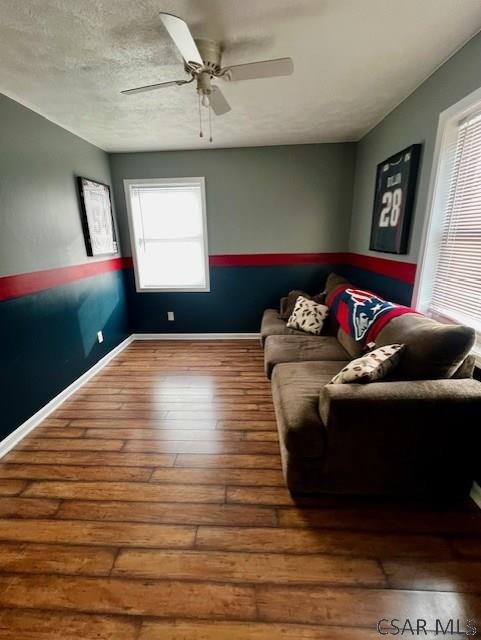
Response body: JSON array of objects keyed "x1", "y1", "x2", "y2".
[
  {"x1": 77, "y1": 177, "x2": 118, "y2": 256},
  {"x1": 369, "y1": 144, "x2": 421, "y2": 254}
]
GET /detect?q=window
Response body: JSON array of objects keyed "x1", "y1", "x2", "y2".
[
  {"x1": 415, "y1": 87, "x2": 481, "y2": 361},
  {"x1": 124, "y1": 178, "x2": 209, "y2": 292}
]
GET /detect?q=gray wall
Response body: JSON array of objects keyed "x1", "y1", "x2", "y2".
[
  {"x1": 350, "y1": 31, "x2": 481, "y2": 264},
  {"x1": 110, "y1": 143, "x2": 356, "y2": 256},
  {"x1": 109, "y1": 143, "x2": 355, "y2": 334},
  {"x1": 0, "y1": 93, "x2": 115, "y2": 276},
  {"x1": 0, "y1": 92, "x2": 129, "y2": 441}
]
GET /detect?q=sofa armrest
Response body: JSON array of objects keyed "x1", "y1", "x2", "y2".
[
  {"x1": 318, "y1": 379, "x2": 481, "y2": 495},
  {"x1": 320, "y1": 378, "x2": 481, "y2": 419}
]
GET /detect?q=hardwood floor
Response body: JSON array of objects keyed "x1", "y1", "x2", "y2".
[{"x1": 0, "y1": 339, "x2": 480, "y2": 639}]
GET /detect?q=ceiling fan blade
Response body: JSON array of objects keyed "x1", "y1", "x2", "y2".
[
  {"x1": 159, "y1": 12, "x2": 203, "y2": 65},
  {"x1": 226, "y1": 57, "x2": 293, "y2": 82},
  {"x1": 121, "y1": 80, "x2": 188, "y2": 95},
  {"x1": 209, "y1": 86, "x2": 231, "y2": 116}
]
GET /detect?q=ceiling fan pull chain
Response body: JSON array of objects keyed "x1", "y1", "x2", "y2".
[
  {"x1": 209, "y1": 104, "x2": 213, "y2": 143},
  {"x1": 198, "y1": 93, "x2": 203, "y2": 138}
]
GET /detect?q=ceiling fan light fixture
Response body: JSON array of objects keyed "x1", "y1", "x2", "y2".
[{"x1": 201, "y1": 92, "x2": 210, "y2": 108}]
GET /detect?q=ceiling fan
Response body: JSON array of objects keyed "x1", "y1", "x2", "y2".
[{"x1": 121, "y1": 11, "x2": 294, "y2": 120}]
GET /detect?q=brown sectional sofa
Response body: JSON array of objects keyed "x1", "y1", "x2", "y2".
[
  {"x1": 260, "y1": 308, "x2": 308, "y2": 343},
  {"x1": 261, "y1": 273, "x2": 481, "y2": 498}
]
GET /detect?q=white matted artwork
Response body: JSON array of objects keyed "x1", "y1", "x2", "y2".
[{"x1": 77, "y1": 177, "x2": 118, "y2": 256}]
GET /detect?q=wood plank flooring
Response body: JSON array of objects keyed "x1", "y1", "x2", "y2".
[{"x1": 0, "y1": 339, "x2": 480, "y2": 638}]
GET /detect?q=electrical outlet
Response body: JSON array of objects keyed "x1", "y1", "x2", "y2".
[
  {"x1": 167, "y1": 311, "x2": 175, "y2": 321},
  {"x1": 97, "y1": 330, "x2": 104, "y2": 344}
]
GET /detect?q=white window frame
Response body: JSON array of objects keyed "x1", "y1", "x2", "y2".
[
  {"x1": 413, "y1": 85, "x2": 481, "y2": 363},
  {"x1": 124, "y1": 177, "x2": 210, "y2": 293}
]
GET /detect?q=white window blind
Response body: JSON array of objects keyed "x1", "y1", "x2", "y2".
[
  {"x1": 429, "y1": 111, "x2": 481, "y2": 332},
  {"x1": 124, "y1": 178, "x2": 209, "y2": 292}
]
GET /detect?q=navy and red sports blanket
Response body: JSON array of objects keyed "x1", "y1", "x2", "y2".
[{"x1": 326, "y1": 284, "x2": 415, "y2": 346}]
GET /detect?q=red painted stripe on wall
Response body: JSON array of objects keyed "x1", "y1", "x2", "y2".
[
  {"x1": 208, "y1": 252, "x2": 346, "y2": 267},
  {"x1": 208, "y1": 252, "x2": 416, "y2": 284},
  {"x1": 344, "y1": 252, "x2": 417, "y2": 285},
  {"x1": 0, "y1": 257, "x2": 130, "y2": 302},
  {"x1": 0, "y1": 251, "x2": 417, "y2": 302},
  {"x1": 0, "y1": 253, "x2": 343, "y2": 301}
]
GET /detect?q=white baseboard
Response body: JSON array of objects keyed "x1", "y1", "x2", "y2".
[
  {"x1": 470, "y1": 482, "x2": 481, "y2": 510},
  {"x1": 0, "y1": 335, "x2": 134, "y2": 459},
  {"x1": 132, "y1": 333, "x2": 260, "y2": 340}
]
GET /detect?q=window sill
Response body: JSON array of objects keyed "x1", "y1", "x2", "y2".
[{"x1": 136, "y1": 287, "x2": 211, "y2": 293}]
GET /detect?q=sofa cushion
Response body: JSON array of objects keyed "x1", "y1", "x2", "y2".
[
  {"x1": 264, "y1": 334, "x2": 350, "y2": 378},
  {"x1": 376, "y1": 313, "x2": 475, "y2": 379},
  {"x1": 280, "y1": 289, "x2": 326, "y2": 320},
  {"x1": 324, "y1": 272, "x2": 349, "y2": 297},
  {"x1": 272, "y1": 360, "x2": 348, "y2": 457},
  {"x1": 286, "y1": 296, "x2": 329, "y2": 335},
  {"x1": 260, "y1": 309, "x2": 306, "y2": 345}
]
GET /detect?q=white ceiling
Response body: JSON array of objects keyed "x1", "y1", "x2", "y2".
[{"x1": 1, "y1": 0, "x2": 481, "y2": 152}]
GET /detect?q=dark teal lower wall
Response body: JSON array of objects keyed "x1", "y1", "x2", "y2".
[
  {"x1": 0, "y1": 260, "x2": 412, "y2": 441},
  {"x1": 342, "y1": 266, "x2": 414, "y2": 307},
  {"x1": 126, "y1": 262, "x2": 414, "y2": 334},
  {"x1": 0, "y1": 270, "x2": 130, "y2": 440},
  {"x1": 126, "y1": 264, "x2": 344, "y2": 333}
]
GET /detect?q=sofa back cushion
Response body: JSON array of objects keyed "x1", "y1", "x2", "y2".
[
  {"x1": 280, "y1": 290, "x2": 325, "y2": 320},
  {"x1": 324, "y1": 270, "x2": 363, "y2": 359},
  {"x1": 324, "y1": 272, "x2": 349, "y2": 298},
  {"x1": 375, "y1": 313, "x2": 475, "y2": 379},
  {"x1": 324, "y1": 273, "x2": 350, "y2": 336},
  {"x1": 451, "y1": 354, "x2": 476, "y2": 379},
  {"x1": 337, "y1": 328, "x2": 363, "y2": 359}
]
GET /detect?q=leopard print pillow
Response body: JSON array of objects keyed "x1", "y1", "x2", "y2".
[
  {"x1": 330, "y1": 344, "x2": 404, "y2": 384},
  {"x1": 286, "y1": 296, "x2": 329, "y2": 335}
]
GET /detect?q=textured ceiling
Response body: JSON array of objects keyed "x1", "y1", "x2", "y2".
[{"x1": 1, "y1": 0, "x2": 481, "y2": 152}]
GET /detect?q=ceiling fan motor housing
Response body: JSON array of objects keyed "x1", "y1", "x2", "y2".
[
  {"x1": 195, "y1": 39, "x2": 222, "y2": 72},
  {"x1": 185, "y1": 38, "x2": 223, "y2": 96}
]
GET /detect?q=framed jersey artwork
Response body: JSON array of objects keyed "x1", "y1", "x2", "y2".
[
  {"x1": 77, "y1": 177, "x2": 118, "y2": 256},
  {"x1": 369, "y1": 144, "x2": 421, "y2": 254}
]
